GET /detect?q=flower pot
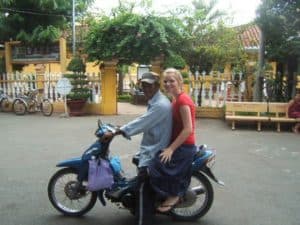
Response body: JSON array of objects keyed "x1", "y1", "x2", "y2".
[{"x1": 67, "y1": 99, "x2": 87, "y2": 116}]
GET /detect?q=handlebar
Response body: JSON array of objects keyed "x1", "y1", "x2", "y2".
[{"x1": 96, "y1": 119, "x2": 130, "y2": 141}]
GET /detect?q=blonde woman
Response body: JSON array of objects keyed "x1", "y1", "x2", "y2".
[{"x1": 149, "y1": 68, "x2": 197, "y2": 213}]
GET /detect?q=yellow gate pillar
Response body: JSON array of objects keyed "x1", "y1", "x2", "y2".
[
  {"x1": 100, "y1": 60, "x2": 118, "y2": 115},
  {"x1": 59, "y1": 38, "x2": 67, "y2": 73},
  {"x1": 4, "y1": 42, "x2": 13, "y2": 73}
]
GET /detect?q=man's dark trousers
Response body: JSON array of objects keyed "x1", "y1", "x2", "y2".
[{"x1": 135, "y1": 167, "x2": 156, "y2": 225}]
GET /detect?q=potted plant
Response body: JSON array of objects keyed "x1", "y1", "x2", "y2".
[{"x1": 64, "y1": 56, "x2": 91, "y2": 116}]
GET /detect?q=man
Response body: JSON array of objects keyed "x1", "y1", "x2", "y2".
[{"x1": 104, "y1": 72, "x2": 172, "y2": 225}]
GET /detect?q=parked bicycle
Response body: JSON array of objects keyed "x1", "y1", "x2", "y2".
[
  {"x1": 0, "y1": 89, "x2": 11, "y2": 112},
  {"x1": 12, "y1": 89, "x2": 53, "y2": 116}
]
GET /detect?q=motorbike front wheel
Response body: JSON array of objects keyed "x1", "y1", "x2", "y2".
[
  {"x1": 47, "y1": 168, "x2": 97, "y2": 216},
  {"x1": 170, "y1": 172, "x2": 213, "y2": 221}
]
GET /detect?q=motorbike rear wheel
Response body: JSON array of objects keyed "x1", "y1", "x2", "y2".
[
  {"x1": 170, "y1": 172, "x2": 213, "y2": 221},
  {"x1": 47, "y1": 168, "x2": 97, "y2": 216}
]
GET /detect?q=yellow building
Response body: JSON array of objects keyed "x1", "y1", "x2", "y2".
[{"x1": 3, "y1": 38, "x2": 117, "y2": 115}]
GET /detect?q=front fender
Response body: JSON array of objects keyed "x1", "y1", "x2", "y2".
[{"x1": 56, "y1": 157, "x2": 82, "y2": 170}]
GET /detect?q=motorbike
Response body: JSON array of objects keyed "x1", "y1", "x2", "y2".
[{"x1": 47, "y1": 119, "x2": 224, "y2": 221}]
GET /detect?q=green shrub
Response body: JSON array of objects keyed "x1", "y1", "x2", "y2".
[
  {"x1": 118, "y1": 94, "x2": 132, "y2": 102},
  {"x1": 181, "y1": 71, "x2": 189, "y2": 84}
]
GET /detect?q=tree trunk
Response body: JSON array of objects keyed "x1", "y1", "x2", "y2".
[
  {"x1": 287, "y1": 56, "x2": 297, "y2": 99},
  {"x1": 254, "y1": 27, "x2": 265, "y2": 102}
]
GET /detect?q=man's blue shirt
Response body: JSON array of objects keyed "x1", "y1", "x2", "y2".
[{"x1": 121, "y1": 90, "x2": 172, "y2": 167}]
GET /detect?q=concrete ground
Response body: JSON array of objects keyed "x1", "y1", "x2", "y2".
[
  {"x1": 118, "y1": 102, "x2": 146, "y2": 115},
  {"x1": 0, "y1": 104, "x2": 300, "y2": 225}
]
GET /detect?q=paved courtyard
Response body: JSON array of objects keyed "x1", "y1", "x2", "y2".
[{"x1": 0, "y1": 107, "x2": 299, "y2": 225}]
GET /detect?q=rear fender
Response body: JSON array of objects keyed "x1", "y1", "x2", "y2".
[
  {"x1": 192, "y1": 150, "x2": 214, "y2": 171},
  {"x1": 192, "y1": 150, "x2": 225, "y2": 186}
]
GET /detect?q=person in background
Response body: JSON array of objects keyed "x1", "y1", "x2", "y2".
[
  {"x1": 287, "y1": 93, "x2": 300, "y2": 133},
  {"x1": 103, "y1": 72, "x2": 172, "y2": 225},
  {"x1": 149, "y1": 68, "x2": 197, "y2": 213}
]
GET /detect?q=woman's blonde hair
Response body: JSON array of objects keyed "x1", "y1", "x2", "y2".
[{"x1": 163, "y1": 68, "x2": 183, "y2": 89}]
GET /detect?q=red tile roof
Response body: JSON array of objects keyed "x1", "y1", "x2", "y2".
[{"x1": 237, "y1": 24, "x2": 261, "y2": 50}]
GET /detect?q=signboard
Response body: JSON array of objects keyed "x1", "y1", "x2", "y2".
[
  {"x1": 137, "y1": 65, "x2": 150, "y2": 80},
  {"x1": 56, "y1": 78, "x2": 72, "y2": 96}
]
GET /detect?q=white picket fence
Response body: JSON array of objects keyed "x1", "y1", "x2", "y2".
[
  {"x1": 186, "y1": 71, "x2": 247, "y2": 107},
  {"x1": 0, "y1": 72, "x2": 102, "y2": 103},
  {"x1": 0, "y1": 71, "x2": 248, "y2": 108}
]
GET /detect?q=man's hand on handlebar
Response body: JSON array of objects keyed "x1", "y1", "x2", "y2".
[
  {"x1": 101, "y1": 128, "x2": 124, "y2": 142},
  {"x1": 101, "y1": 131, "x2": 114, "y2": 142}
]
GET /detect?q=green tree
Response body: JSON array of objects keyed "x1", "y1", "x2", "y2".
[
  {"x1": 201, "y1": 22, "x2": 247, "y2": 72},
  {"x1": 85, "y1": 12, "x2": 185, "y2": 65},
  {"x1": 84, "y1": 2, "x2": 186, "y2": 94},
  {"x1": 256, "y1": 0, "x2": 300, "y2": 99},
  {"x1": 0, "y1": 0, "x2": 94, "y2": 43},
  {"x1": 163, "y1": 53, "x2": 186, "y2": 70},
  {"x1": 169, "y1": 0, "x2": 246, "y2": 73}
]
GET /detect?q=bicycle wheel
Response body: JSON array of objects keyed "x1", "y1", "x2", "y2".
[
  {"x1": 41, "y1": 99, "x2": 53, "y2": 116},
  {"x1": 0, "y1": 97, "x2": 10, "y2": 112},
  {"x1": 13, "y1": 99, "x2": 27, "y2": 115}
]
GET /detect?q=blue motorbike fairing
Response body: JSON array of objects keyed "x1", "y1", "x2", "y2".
[
  {"x1": 56, "y1": 140, "x2": 103, "y2": 170},
  {"x1": 81, "y1": 140, "x2": 103, "y2": 160},
  {"x1": 192, "y1": 149, "x2": 214, "y2": 171}
]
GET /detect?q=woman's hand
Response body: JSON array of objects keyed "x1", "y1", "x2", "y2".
[{"x1": 159, "y1": 147, "x2": 174, "y2": 163}]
